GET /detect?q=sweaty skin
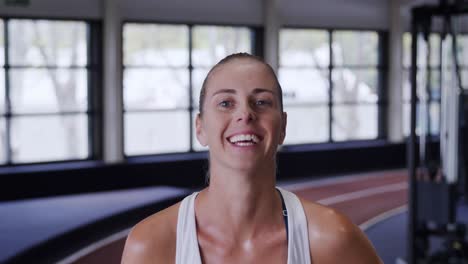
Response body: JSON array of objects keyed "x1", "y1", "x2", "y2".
[{"x1": 121, "y1": 57, "x2": 383, "y2": 264}]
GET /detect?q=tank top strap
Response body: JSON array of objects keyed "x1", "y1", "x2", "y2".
[
  {"x1": 175, "y1": 192, "x2": 202, "y2": 264},
  {"x1": 277, "y1": 187, "x2": 312, "y2": 264}
]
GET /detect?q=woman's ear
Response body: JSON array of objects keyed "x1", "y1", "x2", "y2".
[
  {"x1": 279, "y1": 112, "x2": 287, "y2": 145},
  {"x1": 196, "y1": 114, "x2": 208, "y2": 146}
]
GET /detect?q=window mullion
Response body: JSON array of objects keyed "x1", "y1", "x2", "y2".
[
  {"x1": 378, "y1": 31, "x2": 388, "y2": 139},
  {"x1": 87, "y1": 21, "x2": 101, "y2": 160},
  {"x1": 188, "y1": 25, "x2": 194, "y2": 152},
  {"x1": 4, "y1": 19, "x2": 12, "y2": 165},
  {"x1": 328, "y1": 29, "x2": 333, "y2": 143}
]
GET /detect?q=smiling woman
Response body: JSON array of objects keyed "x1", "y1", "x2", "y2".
[{"x1": 121, "y1": 53, "x2": 383, "y2": 264}]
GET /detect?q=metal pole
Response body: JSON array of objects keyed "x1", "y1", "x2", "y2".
[{"x1": 408, "y1": 8, "x2": 420, "y2": 264}]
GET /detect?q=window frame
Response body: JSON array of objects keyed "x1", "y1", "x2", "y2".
[
  {"x1": 0, "y1": 17, "x2": 101, "y2": 166},
  {"x1": 279, "y1": 26, "x2": 388, "y2": 146}
]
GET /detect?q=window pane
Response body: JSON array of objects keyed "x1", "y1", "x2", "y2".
[
  {"x1": 192, "y1": 68, "x2": 210, "y2": 108},
  {"x1": 332, "y1": 104, "x2": 377, "y2": 141},
  {"x1": 11, "y1": 114, "x2": 88, "y2": 163},
  {"x1": 429, "y1": 70, "x2": 441, "y2": 100},
  {"x1": 283, "y1": 106, "x2": 329, "y2": 144},
  {"x1": 0, "y1": 118, "x2": 6, "y2": 164},
  {"x1": 403, "y1": 102, "x2": 424, "y2": 136},
  {"x1": 404, "y1": 33, "x2": 436, "y2": 69},
  {"x1": 403, "y1": 33, "x2": 411, "y2": 68},
  {"x1": 403, "y1": 69, "x2": 430, "y2": 101},
  {"x1": 9, "y1": 20, "x2": 87, "y2": 67},
  {"x1": 443, "y1": 35, "x2": 453, "y2": 67},
  {"x1": 279, "y1": 29, "x2": 329, "y2": 67},
  {"x1": 332, "y1": 31, "x2": 378, "y2": 66},
  {"x1": 417, "y1": 34, "x2": 429, "y2": 69},
  {"x1": 124, "y1": 68, "x2": 189, "y2": 110},
  {"x1": 458, "y1": 35, "x2": 468, "y2": 66},
  {"x1": 429, "y1": 102, "x2": 440, "y2": 135},
  {"x1": 278, "y1": 68, "x2": 329, "y2": 104},
  {"x1": 332, "y1": 68, "x2": 378, "y2": 103},
  {"x1": 403, "y1": 102, "x2": 410, "y2": 136},
  {"x1": 123, "y1": 24, "x2": 188, "y2": 67},
  {"x1": 0, "y1": 19, "x2": 4, "y2": 66},
  {"x1": 402, "y1": 70, "x2": 422, "y2": 101},
  {"x1": 402, "y1": 69, "x2": 411, "y2": 101},
  {"x1": 125, "y1": 111, "x2": 190, "y2": 155},
  {"x1": 10, "y1": 69, "x2": 88, "y2": 113},
  {"x1": 192, "y1": 26, "x2": 252, "y2": 67},
  {"x1": 463, "y1": 69, "x2": 468, "y2": 90},
  {"x1": 403, "y1": 102, "x2": 438, "y2": 136},
  {"x1": 429, "y1": 34, "x2": 440, "y2": 66}
]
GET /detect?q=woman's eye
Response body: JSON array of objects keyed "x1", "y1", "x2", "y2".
[
  {"x1": 256, "y1": 100, "x2": 272, "y2": 106},
  {"x1": 219, "y1": 101, "x2": 232, "y2": 108}
]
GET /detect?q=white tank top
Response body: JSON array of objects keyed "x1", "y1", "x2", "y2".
[{"x1": 175, "y1": 187, "x2": 311, "y2": 264}]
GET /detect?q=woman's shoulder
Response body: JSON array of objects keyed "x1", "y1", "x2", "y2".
[
  {"x1": 121, "y1": 201, "x2": 182, "y2": 263},
  {"x1": 299, "y1": 198, "x2": 383, "y2": 264},
  {"x1": 299, "y1": 198, "x2": 353, "y2": 236}
]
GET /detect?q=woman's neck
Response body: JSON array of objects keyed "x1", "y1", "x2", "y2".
[{"x1": 195, "y1": 164, "x2": 282, "y2": 243}]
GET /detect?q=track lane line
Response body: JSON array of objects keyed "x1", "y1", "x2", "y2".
[
  {"x1": 359, "y1": 205, "x2": 408, "y2": 230},
  {"x1": 57, "y1": 228, "x2": 131, "y2": 264},
  {"x1": 282, "y1": 169, "x2": 406, "y2": 191},
  {"x1": 315, "y1": 182, "x2": 408, "y2": 206}
]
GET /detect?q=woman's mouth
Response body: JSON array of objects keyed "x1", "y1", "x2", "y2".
[{"x1": 227, "y1": 133, "x2": 261, "y2": 147}]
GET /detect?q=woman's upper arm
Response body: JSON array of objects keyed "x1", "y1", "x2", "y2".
[
  {"x1": 302, "y1": 200, "x2": 383, "y2": 264},
  {"x1": 121, "y1": 226, "x2": 156, "y2": 264},
  {"x1": 121, "y1": 207, "x2": 178, "y2": 264},
  {"x1": 332, "y1": 219, "x2": 383, "y2": 264}
]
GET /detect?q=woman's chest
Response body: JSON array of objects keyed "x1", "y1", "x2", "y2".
[{"x1": 197, "y1": 235, "x2": 288, "y2": 264}]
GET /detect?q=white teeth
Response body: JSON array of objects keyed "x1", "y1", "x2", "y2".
[
  {"x1": 251, "y1": 135, "x2": 259, "y2": 143},
  {"x1": 236, "y1": 142, "x2": 255, "y2": 146},
  {"x1": 228, "y1": 134, "x2": 260, "y2": 144}
]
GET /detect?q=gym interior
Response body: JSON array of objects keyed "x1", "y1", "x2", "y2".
[{"x1": 0, "y1": 0, "x2": 467, "y2": 263}]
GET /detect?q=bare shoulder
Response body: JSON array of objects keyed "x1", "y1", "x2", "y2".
[
  {"x1": 121, "y1": 201, "x2": 181, "y2": 264},
  {"x1": 299, "y1": 198, "x2": 383, "y2": 264}
]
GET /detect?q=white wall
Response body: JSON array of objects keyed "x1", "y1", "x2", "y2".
[
  {"x1": 0, "y1": 0, "x2": 392, "y2": 29},
  {"x1": 119, "y1": 0, "x2": 263, "y2": 25},
  {"x1": 0, "y1": 0, "x2": 101, "y2": 19},
  {"x1": 280, "y1": 0, "x2": 389, "y2": 30},
  {"x1": 1, "y1": 0, "x2": 465, "y2": 31},
  {"x1": 119, "y1": 0, "x2": 392, "y2": 29}
]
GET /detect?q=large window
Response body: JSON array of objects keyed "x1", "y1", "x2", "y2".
[
  {"x1": 402, "y1": 33, "x2": 468, "y2": 136},
  {"x1": 279, "y1": 29, "x2": 383, "y2": 145},
  {"x1": 123, "y1": 23, "x2": 253, "y2": 155},
  {"x1": 0, "y1": 19, "x2": 94, "y2": 164}
]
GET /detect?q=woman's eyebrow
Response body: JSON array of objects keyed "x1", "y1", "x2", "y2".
[
  {"x1": 211, "y1": 88, "x2": 275, "y2": 96},
  {"x1": 211, "y1": 89, "x2": 237, "y2": 96},
  {"x1": 252, "y1": 88, "x2": 275, "y2": 95}
]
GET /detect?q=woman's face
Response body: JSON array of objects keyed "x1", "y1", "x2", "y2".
[{"x1": 196, "y1": 59, "x2": 287, "y2": 172}]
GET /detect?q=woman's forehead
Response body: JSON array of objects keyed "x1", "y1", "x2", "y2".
[{"x1": 206, "y1": 60, "x2": 277, "y2": 95}]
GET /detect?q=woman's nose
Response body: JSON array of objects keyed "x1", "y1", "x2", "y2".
[{"x1": 236, "y1": 104, "x2": 256, "y2": 123}]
